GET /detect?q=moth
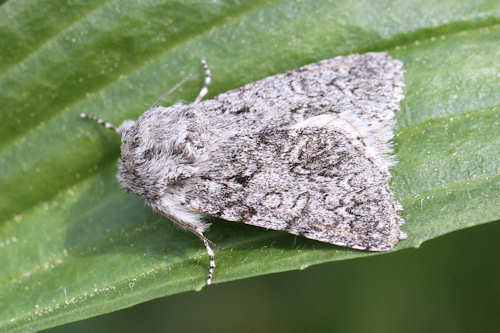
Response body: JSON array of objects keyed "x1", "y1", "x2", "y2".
[{"x1": 81, "y1": 52, "x2": 407, "y2": 285}]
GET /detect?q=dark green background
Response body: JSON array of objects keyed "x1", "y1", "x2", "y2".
[{"x1": 45, "y1": 221, "x2": 500, "y2": 333}]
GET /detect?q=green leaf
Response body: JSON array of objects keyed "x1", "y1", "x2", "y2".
[{"x1": 0, "y1": 0, "x2": 499, "y2": 331}]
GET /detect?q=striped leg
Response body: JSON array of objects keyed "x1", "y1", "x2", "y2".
[
  {"x1": 193, "y1": 59, "x2": 211, "y2": 104},
  {"x1": 203, "y1": 238, "x2": 216, "y2": 285},
  {"x1": 156, "y1": 209, "x2": 217, "y2": 286},
  {"x1": 80, "y1": 113, "x2": 119, "y2": 134}
]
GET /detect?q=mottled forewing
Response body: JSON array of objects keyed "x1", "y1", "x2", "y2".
[
  {"x1": 198, "y1": 52, "x2": 404, "y2": 174},
  {"x1": 187, "y1": 128, "x2": 404, "y2": 250},
  {"x1": 203, "y1": 52, "x2": 403, "y2": 128}
]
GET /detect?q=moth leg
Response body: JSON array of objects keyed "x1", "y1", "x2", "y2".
[
  {"x1": 157, "y1": 209, "x2": 217, "y2": 285},
  {"x1": 202, "y1": 239, "x2": 216, "y2": 285},
  {"x1": 193, "y1": 59, "x2": 211, "y2": 104}
]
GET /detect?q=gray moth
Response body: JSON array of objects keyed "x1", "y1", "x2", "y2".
[{"x1": 81, "y1": 52, "x2": 406, "y2": 285}]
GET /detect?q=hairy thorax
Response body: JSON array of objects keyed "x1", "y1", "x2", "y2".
[{"x1": 116, "y1": 104, "x2": 215, "y2": 204}]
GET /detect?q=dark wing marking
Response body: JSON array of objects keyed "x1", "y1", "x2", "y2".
[{"x1": 187, "y1": 127, "x2": 404, "y2": 251}]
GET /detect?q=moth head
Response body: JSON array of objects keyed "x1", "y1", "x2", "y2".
[
  {"x1": 80, "y1": 106, "x2": 204, "y2": 202},
  {"x1": 115, "y1": 119, "x2": 148, "y2": 195},
  {"x1": 80, "y1": 113, "x2": 154, "y2": 198}
]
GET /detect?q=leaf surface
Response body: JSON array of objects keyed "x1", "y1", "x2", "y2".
[{"x1": 0, "y1": 0, "x2": 499, "y2": 331}]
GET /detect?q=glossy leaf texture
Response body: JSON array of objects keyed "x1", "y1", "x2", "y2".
[{"x1": 0, "y1": 0, "x2": 499, "y2": 332}]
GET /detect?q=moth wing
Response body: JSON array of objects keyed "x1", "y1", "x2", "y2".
[
  {"x1": 187, "y1": 122, "x2": 404, "y2": 251},
  {"x1": 201, "y1": 52, "x2": 404, "y2": 173}
]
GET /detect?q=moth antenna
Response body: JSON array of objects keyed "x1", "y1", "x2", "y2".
[
  {"x1": 203, "y1": 239, "x2": 216, "y2": 285},
  {"x1": 193, "y1": 59, "x2": 211, "y2": 104},
  {"x1": 151, "y1": 72, "x2": 194, "y2": 108},
  {"x1": 80, "y1": 113, "x2": 119, "y2": 134}
]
